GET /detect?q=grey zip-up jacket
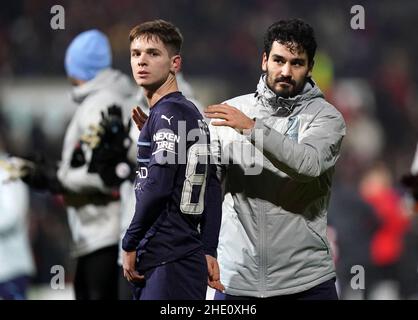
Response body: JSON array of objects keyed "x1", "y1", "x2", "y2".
[
  {"x1": 210, "y1": 75, "x2": 346, "y2": 297},
  {"x1": 58, "y1": 68, "x2": 137, "y2": 257}
]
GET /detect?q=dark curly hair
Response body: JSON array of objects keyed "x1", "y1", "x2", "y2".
[{"x1": 264, "y1": 19, "x2": 317, "y2": 66}]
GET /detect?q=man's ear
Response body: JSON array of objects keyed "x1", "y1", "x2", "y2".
[
  {"x1": 307, "y1": 59, "x2": 314, "y2": 78},
  {"x1": 261, "y1": 52, "x2": 268, "y2": 72},
  {"x1": 171, "y1": 55, "x2": 182, "y2": 73}
]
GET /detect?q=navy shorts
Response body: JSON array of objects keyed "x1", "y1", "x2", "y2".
[
  {"x1": 0, "y1": 276, "x2": 30, "y2": 300},
  {"x1": 132, "y1": 250, "x2": 208, "y2": 300}
]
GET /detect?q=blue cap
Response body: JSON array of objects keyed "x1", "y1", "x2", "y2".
[{"x1": 65, "y1": 29, "x2": 112, "y2": 81}]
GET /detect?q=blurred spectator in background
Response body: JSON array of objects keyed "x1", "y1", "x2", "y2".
[
  {"x1": 0, "y1": 135, "x2": 35, "y2": 299},
  {"x1": 328, "y1": 171, "x2": 380, "y2": 300},
  {"x1": 10, "y1": 29, "x2": 137, "y2": 299},
  {"x1": 55, "y1": 29, "x2": 136, "y2": 299},
  {"x1": 359, "y1": 163, "x2": 410, "y2": 299},
  {"x1": 330, "y1": 162, "x2": 413, "y2": 300},
  {"x1": 327, "y1": 78, "x2": 384, "y2": 299}
]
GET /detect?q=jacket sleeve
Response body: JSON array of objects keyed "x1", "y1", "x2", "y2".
[
  {"x1": 411, "y1": 142, "x2": 418, "y2": 175},
  {"x1": 248, "y1": 108, "x2": 346, "y2": 182},
  {"x1": 208, "y1": 121, "x2": 227, "y2": 182},
  {"x1": 198, "y1": 123, "x2": 224, "y2": 257}
]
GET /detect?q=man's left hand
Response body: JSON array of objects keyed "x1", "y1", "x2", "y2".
[
  {"x1": 0, "y1": 157, "x2": 34, "y2": 182},
  {"x1": 205, "y1": 255, "x2": 225, "y2": 292},
  {"x1": 132, "y1": 106, "x2": 148, "y2": 131},
  {"x1": 122, "y1": 250, "x2": 144, "y2": 283},
  {"x1": 204, "y1": 104, "x2": 255, "y2": 134}
]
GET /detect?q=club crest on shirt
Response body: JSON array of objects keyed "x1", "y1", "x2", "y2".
[{"x1": 285, "y1": 116, "x2": 299, "y2": 141}]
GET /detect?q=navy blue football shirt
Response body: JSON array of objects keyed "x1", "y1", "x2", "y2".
[{"x1": 122, "y1": 92, "x2": 222, "y2": 272}]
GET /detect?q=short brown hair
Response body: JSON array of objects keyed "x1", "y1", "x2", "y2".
[{"x1": 129, "y1": 19, "x2": 183, "y2": 56}]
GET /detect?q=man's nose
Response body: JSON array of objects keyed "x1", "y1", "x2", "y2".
[
  {"x1": 281, "y1": 62, "x2": 291, "y2": 77},
  {"x1": 137, "y1": 54, "x2": 147, "y2": 66}
]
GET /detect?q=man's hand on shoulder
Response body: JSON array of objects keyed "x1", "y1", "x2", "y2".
[
  {"x1": 204, "y1": 103, "x2": 255, "y2": 134},
  {"x1": 132, "y1": 106, "x2": 148, "y2": 131}
]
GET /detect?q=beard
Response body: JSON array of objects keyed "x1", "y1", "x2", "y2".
[{"x1": 265, "y1": 70, "x2": 307, "y2": 98}]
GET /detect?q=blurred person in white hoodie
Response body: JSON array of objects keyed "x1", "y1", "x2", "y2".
[
  {"x1": 7, "y1": 29, "x2": 137, "y2": 299},
  {"x1": 0, "y1": 136, "x2": 35, "y2": 299}
]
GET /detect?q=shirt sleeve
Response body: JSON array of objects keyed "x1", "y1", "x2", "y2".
[
  {"x1": 200, "y1": 161, "x2": 222, "y2": 257},
  {"x1": 122, "y1": 105, "x2": 180, "y2": 251}
]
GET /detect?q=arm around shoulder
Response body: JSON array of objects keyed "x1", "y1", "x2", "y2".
[{"x1": 249, "y1": 106, "x2": 346, "y2": 182}]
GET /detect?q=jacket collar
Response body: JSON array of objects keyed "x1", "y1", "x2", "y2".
[
  {"x1": 255, "y1": 74, "x2": 323, "y2": 116},
  {"x1": 71, "y1": 68, "x2": 134, "y2": 104}
]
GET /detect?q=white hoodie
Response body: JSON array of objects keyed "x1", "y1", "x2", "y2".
[
  {"x1": 0, "y1": 163, "x2": 35, "y2": 282},
  {"x1": 58, "y1": 68, "x2": 137, "y2": 257}
]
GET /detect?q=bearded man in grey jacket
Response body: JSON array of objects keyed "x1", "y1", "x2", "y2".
[{"x1": 205, "y1": 19, "x2": 346, "y2": 300}]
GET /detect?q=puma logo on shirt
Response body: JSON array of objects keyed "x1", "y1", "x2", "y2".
[{"x1": 161, "y1": 115, "x2": 174, "y2": 125}]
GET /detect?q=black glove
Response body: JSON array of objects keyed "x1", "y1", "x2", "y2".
[
  {"x1": 88, "y1": 104, "x2": 134, "y2": 186},
  {"x1": 20, "y1": 154, "x2": 64, "y2": 194},
  {"x1": 401, "y1": 174, "x2": 418, "y2": 201},
  {"x1": 70, "y1": 142, "x2": 86, "y2": 168}
]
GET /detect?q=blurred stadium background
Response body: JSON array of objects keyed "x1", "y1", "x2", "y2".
[{"x1": 0, "y1": 0, "x2": 418, "y2": 299}]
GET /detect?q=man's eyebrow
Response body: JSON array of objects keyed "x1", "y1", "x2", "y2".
[
  {"x1": 272, "y1": 54, "x2": 306, "y2": 63},
  {"x1": 271, "y1": 54, "x2": 285, "y2": 59},
  {"x1": 292, "y1": 58, "x2": 306, "y2": 63},
  {"x1": 146, "y1": 48, "x2": 162, "y2": 53},
  {"x1": 130, "y1": 47, "x2": 162, "y2": 53}
]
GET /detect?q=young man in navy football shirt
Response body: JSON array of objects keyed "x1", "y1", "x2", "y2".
[{"x1": 122, "y1": 19, "x2": 223, "y2": 300}]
